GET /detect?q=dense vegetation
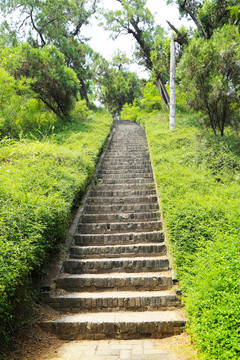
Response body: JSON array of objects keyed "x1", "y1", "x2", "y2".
[
  {"x1": 0, "y1": 0, "x2": 239, "y2": 357},
  {"x1": 121, "y1": 105, "x2": 240, "y2": 359},
  {"x1": 0, "y1": 111, "x2": 112, "y2": 342}
]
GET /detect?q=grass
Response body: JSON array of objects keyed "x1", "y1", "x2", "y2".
[
  {"x1": 143, "y1": 111, "x2": 240, "y2": 360},
  {"x1": 0, "y1": 111, "x2": 113, "y2": 343}
]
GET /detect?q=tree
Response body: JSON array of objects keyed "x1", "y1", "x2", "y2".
[
  {"x1": 178, "y1": 25, "x2": 240, "y2": 136},
  {"x1": 96, "y1": 52, "x2": 141, "y2": 118},
  {"x1": 166, "y1": 0, "x2": 239, "y2": 40},
  {"x1": 0, "y1": 0, "x2": 99, "y2": 104},
  {"x1": 1, "y1": 43, "x2": 80, "y2": 117},
  {"x1": 103, "y1": 0, "x2": 170, "y2": 108}
]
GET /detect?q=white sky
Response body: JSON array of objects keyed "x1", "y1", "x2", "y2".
[{"x1": 82, "y1": 0, "x2": 193, "y2": 77}]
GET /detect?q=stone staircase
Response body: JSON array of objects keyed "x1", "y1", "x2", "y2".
[{"x1": 41, "y1": 120, "x2": 186, "y2": 340}]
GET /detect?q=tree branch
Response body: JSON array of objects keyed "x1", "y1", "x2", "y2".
[
  {"x1": 166, "y1": 21, "x2": 188, "y2": 45},
  {"x1": 179, "y1": 0, "x2": 208, "y2": 39},
  {"x1": 29, "y1": 8, "x2": 46, "y2": 46},
  {"x1": 18, "y1": 15, "x2": 31, "y2": 30}
]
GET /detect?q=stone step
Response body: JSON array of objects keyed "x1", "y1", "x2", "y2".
[
  {"x1": 64, "y1": 256, "x2": 169, "y2": 274},
  {"x1": 56, "y1": 272, "x2": 173, "y2": 292},
  {"x1": 99, "y1": 178, "x2": 155, "y2": 185},
  {"x1": 82, "y1": 212, "x2": 159, "y2": 224},
  {"x1": 87, "y1": 195, "x2": 158, "y2": 204},
  {"x1": 40, "y1": 310, "x2": 186, "y2": 340},
  {"x1": 95, "y1": 183, "x2": 155, "y2": 191},
  {"x1": 70, "y1": 243, "x2": 167, "y2": 259},
  {"x1": 106, "y1": 148, "x2": 147, "y2": 153},
  {"x1": 84, "y1": 203, "x2": 159, "y2": 214},
  {"x1": 98, "y1": 168, "x2": 152, "y2": 175},
  {"x1": 104, "y1": 151, "x2": 149, "y2": 161},
  {"x1": 91, "y1": 189, "x2": 156, "y2": 198},
  {"x1": 98, "y1": 172, "x2": 153, "y2": 179},
  {"x1": 101, "y1": 161, "x2": 151, "y2": 167},
  {"x1": 49, "y1": 290, "x2": 181, "y2": 313},
  {"x1": 74, "y1": 231, "x2": 164, "y2": 246},
  {"x1": 78, "y1": 220, "x2": 162, "y2": 234}
]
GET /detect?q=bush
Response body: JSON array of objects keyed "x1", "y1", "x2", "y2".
[
  {"x1": 145, "y1": 111, "x2": 240, "y2": 359},
  {"x1": 0, "y1": 67, "x2": 57, "y2": 138},
  {"x1": 120, "y1": 80, "x2": 163, "y2": 123},
  {"x1": 0, "y1": 110, "x2": 113, "y2": 343}
]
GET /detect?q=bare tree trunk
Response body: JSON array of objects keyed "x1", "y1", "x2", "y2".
[{"x1": 170, "y1": 34, "x2": 176, "y2": 130}]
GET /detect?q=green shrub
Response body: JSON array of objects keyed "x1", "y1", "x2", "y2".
[
  {"x1": 0, "y1": 67, "x2": 57, "y2": 138},
  {"x1": 145, "y1": 111, "x2": 240, "y2": 359},
  {"x1": 0, "y1": 110, "x2": 112, "y2": 343}
]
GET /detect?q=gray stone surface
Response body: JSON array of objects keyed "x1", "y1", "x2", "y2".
[{"x1": 41, "y1": 120, "x2": 186, "y2": 341}]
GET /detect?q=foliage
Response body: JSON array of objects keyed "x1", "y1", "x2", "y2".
[
  {"x1": 198, "y1": 0, "x2": 240, "y2": 37},
  {"x1": 0, "y1": 110, "x2": 112, "y2": 343},
  {"x1": 0, "y1": 0, "x2": 98, "y2": 104},
  {"x1": 177, "y1": 25, "x2": 240, "y2": 136},
  {"x1": 151, "y1": 28, "x2": 171, "y2": 83},
  {"x1": 70, "y1": 100, "x2": 93, "y2": 123},
  {"x1": 0, "y1": 0, "x2": 98, "y2": 45},
  {"x1": 120, "y1": 80, "x2": 188, "y2": 122},
  {"x1": 0, "y1": 67, "x2": 57, "y2": 138},
  {"x1": 97, "y1": 52, "x2": 141, "y2": 117},
  {"x1": 120, "y1": 80, "x2": 163, "y2": 122},
  {"x1": 145, "y1": 110, "x2": 240, "y2": 359},
  {"x1": 102, "y1": 0, "x2": 170, "y2": 107},
  {"x1": 1, "y1": 43, "x2": 80, "y2": 117}
]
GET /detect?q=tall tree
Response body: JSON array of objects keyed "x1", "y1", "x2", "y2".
[
  {"x1": 103, "y1": 0, "x2": 170, "y2": 109},
  {"x1": 0, "y1": 0, "x2": 99, "y2": 105},
  {"x1": 177, "y1": 25, "x2": 240, "y2": 136}
]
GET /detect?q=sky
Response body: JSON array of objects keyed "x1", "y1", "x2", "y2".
[{"x1": 82, "y1": 0, "x2": 193, "y2": 77}]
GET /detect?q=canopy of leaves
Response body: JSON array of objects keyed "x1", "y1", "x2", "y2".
[
  {"x1": 0, "y1": 0, "x2": 99, "y2": 105},
  {"x1": 1, "y1": 43, "x2": 80, "y2": 117},
  {"x1": 96, "y1": 52, "x2": 141, "y2": 117},
  {"x1": 0, "y1": 0, "x2": 99, "y2": 45},
  {"x1": 178, "y1": 25, "x2": 240, "y2": 136}
]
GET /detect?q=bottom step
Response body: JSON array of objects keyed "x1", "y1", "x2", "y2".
[{"x1": 40, "y1": 310, "x2": 186, "y2": 340}]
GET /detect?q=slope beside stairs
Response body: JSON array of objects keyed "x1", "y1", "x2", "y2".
[{"x1": 41, "y1": 120, "x2": 186, "y2": 340}]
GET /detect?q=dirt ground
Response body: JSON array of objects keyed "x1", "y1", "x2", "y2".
[{"x1": 0, "y1": 303, "x2": 200, "y2": 360}]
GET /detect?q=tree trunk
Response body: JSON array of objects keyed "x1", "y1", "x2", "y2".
[
  {"x1": 154, "y1": 76, "x2": 170, "y2": 110},
  {"x1": 170, "y1": 34, "x2": 176, "y2": 130},
  {"x1": 79, "y1": 79, "x2": 90, "y2": 108}
]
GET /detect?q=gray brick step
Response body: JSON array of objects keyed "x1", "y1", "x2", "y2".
[
  {"x1": 87, "y1": 195, "x2": 158, "y2": 204},
  {"x1": 40, "y1": 310, "x2": 186, "y2": 340},
  {"x1": 103, "y1": 156, "x2": 150, "y2": 162},
  {"x1": 101, "y1": 161, "x2": 151, "y2": 167},
  {"x1": 74, "y1": 231, "x2": 164, "y2": 246},
  {"x1": 98, "y1": 172, "x2": 153, "y2": 179},
  {"x1": 95, "y1": 183, "x2": 155, "y2": 191},
  {"x1": 85, "y1": 203, "x2": 159, "y2": 214},
  {"x1": 78, "y1": 220, "x2": 162, "y2": 234},
  {"x1": 91, "y1": 189, "x2": 156, "y2": 198},
  {"x1": 70, "y1": 243, "x2": 167, "y2": 259},
  {"x1": 82, "y1": 211, "x2": 159, "y2": 224},
  {"x1": 99, "y1": 178, "x2": 155, "y2": 185},
  {"x1": 98, "y1": 168, "x2": 152, "y2": 174},
  {"x1": 56, "y1": 272, "x2": 173, "y2": 292},
  {"x1": 64, "y1": 256, "x2": 169, "y2": 274},
  {"x1": 49, "y1": 290, "x2": 181, "y2": 313}
]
